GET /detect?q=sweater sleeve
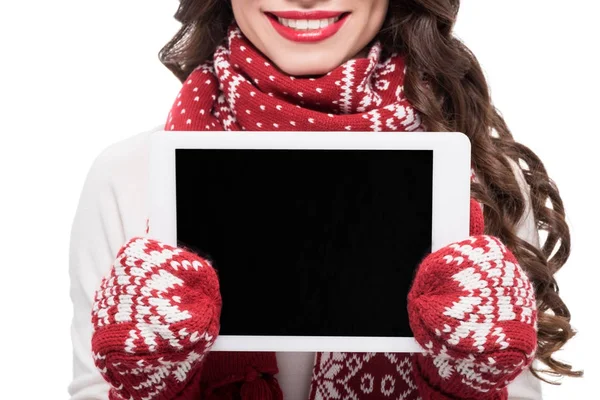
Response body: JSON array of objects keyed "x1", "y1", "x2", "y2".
[
  {"x1": 506, "y1": 157, "x2": 543, "y2": 400},
  {"x1": 68, "y1": 131, "x2": 152, "y2": 399}
]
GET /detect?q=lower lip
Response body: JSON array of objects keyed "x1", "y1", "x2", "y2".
[{"x1": 267, "y1": 13, "x2": 350, "y2": 43}]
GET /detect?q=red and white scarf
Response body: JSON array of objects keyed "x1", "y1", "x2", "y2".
[{"x1": 167, "y1": 27, "x2": 423, "y2": 133}]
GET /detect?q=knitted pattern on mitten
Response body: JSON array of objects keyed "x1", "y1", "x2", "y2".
[
  {"x1": 408, "y1": 235, "x2": 538, "y2": 399},
  {"x1": 91, "y1": 237, "x2": 222, "y2": 400},
  {"x1": 469, "y1": 197, "x2": 485, "y2": 237}
]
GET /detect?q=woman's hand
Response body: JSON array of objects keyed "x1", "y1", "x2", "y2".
[
  {"x1": 91, "y1": 237, "x2": 222, "y2": 400},
  {"x1": 407, "y1": 233, "x2": 537, "y2": 400}
]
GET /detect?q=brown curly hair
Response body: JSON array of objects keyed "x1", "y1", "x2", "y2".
[{"x1": 159, "y1": 0, "x2": 581, "y2": 381}]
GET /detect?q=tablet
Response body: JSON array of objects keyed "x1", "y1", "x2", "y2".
[{"x1": 149, "y1": 131, "x2": 471, "y2": 353}]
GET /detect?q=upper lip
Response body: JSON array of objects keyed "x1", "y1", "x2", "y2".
[{"x1": 267, "y1": 10, "x2": 347, "y2": 19}]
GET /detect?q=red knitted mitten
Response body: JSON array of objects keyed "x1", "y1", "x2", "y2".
[
  {"x1": 92, "y1": 237, "x2": 222, "y2": 400},
  {"x1": 408, "y1": 235, "x2": 537, "y2": 400}
]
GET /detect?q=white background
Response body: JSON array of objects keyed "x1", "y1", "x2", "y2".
[{"x1": 1, "y1": 0, "x2": 598, "y2": 398}]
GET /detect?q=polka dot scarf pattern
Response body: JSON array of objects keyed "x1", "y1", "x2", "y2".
[{"x1": 166, "y1": 26, "x2": 423, "y2": 133}]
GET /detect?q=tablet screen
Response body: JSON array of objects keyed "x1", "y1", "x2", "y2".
[{"x1": 176, "y1": 149, "x2": 432, "y2": 338}]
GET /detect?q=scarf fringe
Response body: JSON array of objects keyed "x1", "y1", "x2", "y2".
[
  {"x1": 240, "y1": 374, "x2": 283, "y2": 400},
  {"x1": 204, "y1": 370, "x2": 283, "y2": 400}
]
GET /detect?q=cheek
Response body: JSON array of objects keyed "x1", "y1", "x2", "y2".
[
  {"x1": 231, "y1": 0, "x2": 261, "y2": 31},
  {"x1": 348, "y1": 0, "x2": 389, "y2": 55},
  {"x1": 230, "y1": 0, "x2": 266, "y2": 49},
  {"x1": 367, "y1": 0, "x2": 389, "y2": 33}
]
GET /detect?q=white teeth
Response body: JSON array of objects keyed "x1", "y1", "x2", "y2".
[
  {"x1": 277, "y1": 16, "x2": 341, "y2": 30},
  {"x1": 308, "y1": 19, "x2": 320, "y2": 29}
]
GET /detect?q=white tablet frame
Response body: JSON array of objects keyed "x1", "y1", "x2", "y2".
[{"x1": 149, "y1": 131, "x2": 471, "y2": 353}]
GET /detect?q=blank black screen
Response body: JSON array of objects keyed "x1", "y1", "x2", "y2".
[{"x1": 176, "y1": 149, "x2": 432, "y2": 337}]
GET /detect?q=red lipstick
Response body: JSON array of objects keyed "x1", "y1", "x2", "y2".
[{"x1": 266, "y1": 11, "x2": 350, "y2": 43}]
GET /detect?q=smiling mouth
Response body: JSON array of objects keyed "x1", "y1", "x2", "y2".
[
  {"x1": 265, "y1": 11, "x2": 351, "y2": 42},
  {"x1": 273, "y1": 15, "x2": 345, "y2": 30}
]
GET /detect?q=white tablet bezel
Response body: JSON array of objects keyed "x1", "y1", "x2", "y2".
[{"x1": 149, "y1": 131, "x2": 471, "y2": 353}]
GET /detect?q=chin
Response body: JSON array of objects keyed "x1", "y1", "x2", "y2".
[{"x1": 268, "y1": 52, "x2": 347, "y2": 77}]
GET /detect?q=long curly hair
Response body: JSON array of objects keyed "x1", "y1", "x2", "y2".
[{"x1": 159, "y1": 0, "x2": 581, "y2": 381}]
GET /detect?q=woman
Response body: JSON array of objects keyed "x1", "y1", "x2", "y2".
[{"x1": 68, "y1": 0, "x2": 579, "y2": 399}]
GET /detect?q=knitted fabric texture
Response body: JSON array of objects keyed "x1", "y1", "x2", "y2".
[
  {"x1": 92, "y1": 238, "x2": 222, "y2": 400},
  {"x1": 407, "y1": 235, "x2": 537, "y2": 399},
  {"x1": 470, "y1": 197, "x2": 485, "y2": 237},
  {"x1": 166, "y1": 26, "x2": 423, "y2": 132}
]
